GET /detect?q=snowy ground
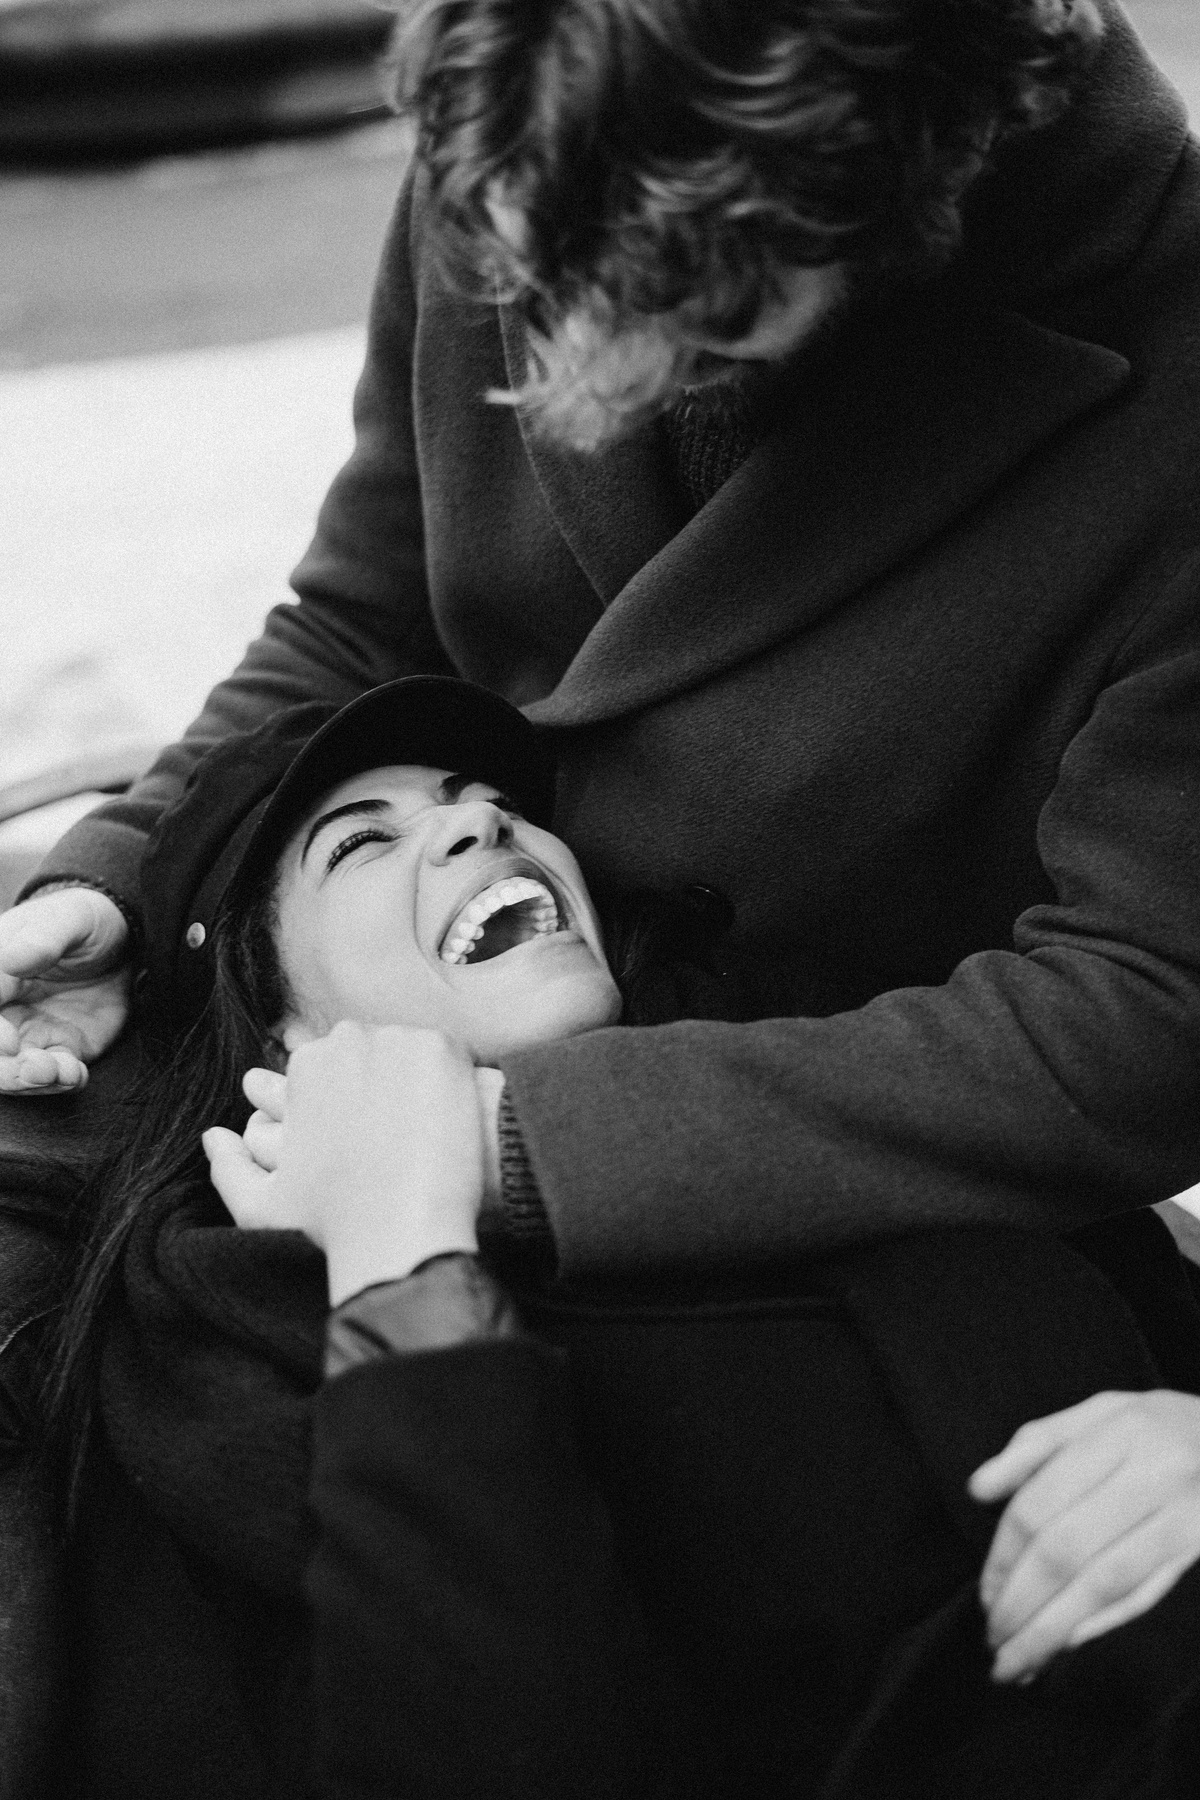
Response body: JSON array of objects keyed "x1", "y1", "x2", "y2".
[
  {"x1": 0, "y1": 325, "x2": 364, "y2": 785},
  {"x1": 0, "y1": 113, "x2": 410, "y2": 798}
]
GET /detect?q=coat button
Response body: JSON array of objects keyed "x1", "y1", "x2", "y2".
[
  {"x1": 185, "y1": 921, "x2": 206, "y2": 950},
  {"x1": 680, "y1": 885, "x2": 735, "y2": 935}
]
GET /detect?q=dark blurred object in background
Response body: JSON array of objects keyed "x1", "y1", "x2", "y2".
[{"x1": 0, "y1": 0, "x2": 394, "y2": 164}]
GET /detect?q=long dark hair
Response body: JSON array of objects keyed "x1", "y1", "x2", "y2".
[
  {"x1": 39, "y1": 869, "x2": 291, "y2": 1521},
  {"x1": 39, "y1": 874, "x2": 720, "y2": 1522}
]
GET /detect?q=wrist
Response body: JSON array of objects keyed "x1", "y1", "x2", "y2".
[
  {"x1": 18, "y1": 879, "x2": 136, "y2": 966},
  {"x1": 324, "y1": 1214, "x2": 481, "y2": 1309}
]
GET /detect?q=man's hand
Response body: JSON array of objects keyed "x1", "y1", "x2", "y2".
[
  {"x1": 969, "y1": 1390, "x2": 1200, "y2": 1684},
  {"x1": 0, "y1": 889, "x2": 131, "y2": 1094},
  {"x1": 203, "y1": 1021, "x2": 487, "y2": 1305}
]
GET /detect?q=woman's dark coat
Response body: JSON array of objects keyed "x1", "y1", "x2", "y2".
[
  {"x1": 4, "y1": 1049, "x2": 1199, "y2": 1800},
  {"x1": 33, "y1": 4, "x2": 1200, "y2": 1279}
]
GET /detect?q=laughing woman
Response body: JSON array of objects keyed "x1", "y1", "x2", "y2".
[{"x1": 40, "y1": 679, "x2": 1200, "y2": 1800}]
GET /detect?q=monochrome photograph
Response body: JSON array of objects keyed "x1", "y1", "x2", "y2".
[{"x1": 2, "y1": 4, "x2": 1200, "y2": 1795}]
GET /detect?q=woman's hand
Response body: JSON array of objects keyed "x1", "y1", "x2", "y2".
[
  {"x1": 969, "y1": 1390, "x2": 1200, "y2": 1684},
  {"x1": 0, "y1": 889, "x2": 131, "y2": 1094},
  {"x1": 236, "y1": 1060, "x2": 505, "y2": 1202},
  {"x1": 203, "y1": 1021, "x2": 485, "y2": 1305}
]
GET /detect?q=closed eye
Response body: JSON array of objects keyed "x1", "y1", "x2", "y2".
[
  {"x1": 325, "y1": 828, "x2": 396, "y2": 873},
  {"x1": 493, "y1": 791, "x2": 524, "y2": 820}
]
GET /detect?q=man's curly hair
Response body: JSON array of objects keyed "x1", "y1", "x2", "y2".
[{"x1": 387, "y1": 0, "x2": 1104, "y2": 445}]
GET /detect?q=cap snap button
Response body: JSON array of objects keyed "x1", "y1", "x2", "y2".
[
  {"x1": 185, "y1": 922, "x2": 207, "y2": 950},
  {"x1": 681, "y1": 885, "x2": 735, "y2": 935}
]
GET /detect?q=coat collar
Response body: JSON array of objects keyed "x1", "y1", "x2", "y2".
[
  {"x1": 505, "y1": 0, "x2": 1170, "y2": 728},
  {"x1": 498, "y1": 304, "x2": 688, "y2": 611},
  {"x1": 522, "y1": 297, "x2": 1128, "y2": 727},
  {"x1": 953, "y1": 0, "x2": 1190, "y2": 308}
]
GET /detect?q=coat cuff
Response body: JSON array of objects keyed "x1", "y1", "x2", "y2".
[
  {"x1": 13, "y1": 875, "x2": 142, "y2": 958},
  {"x1": 17, "y1": 811, "x2": 148, "y2": 933},
  {"x1": 324, "y1": 1253, "x2": 524, "y2": 1379}
]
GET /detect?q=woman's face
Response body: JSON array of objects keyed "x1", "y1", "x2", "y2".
[{"x1": 272, "y1": 763, "x2": 622, "y2": 1064}]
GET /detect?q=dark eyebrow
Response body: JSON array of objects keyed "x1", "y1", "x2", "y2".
[
  {"x1": 299, "y1": 776, "x2": 478, "y2": 867},
  {"x1": 301, "y1": 797, "x2": 392, "y2": 866}
]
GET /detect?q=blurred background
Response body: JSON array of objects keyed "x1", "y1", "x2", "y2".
[{"x1": 0, "y1": 1, "x2": 1196, "y2": 881}]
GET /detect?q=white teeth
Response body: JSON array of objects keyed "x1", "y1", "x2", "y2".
[{"x1": 439, "y1": 876, "x2": 560, "y2": 964}]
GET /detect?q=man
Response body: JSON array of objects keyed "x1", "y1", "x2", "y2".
[{"x1": 1, "y1": 0, "x2": 1198, "y2": 1284}]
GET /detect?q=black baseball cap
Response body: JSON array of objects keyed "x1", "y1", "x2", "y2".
[{"x1": 140, "y1": 676, "x2": 558, "y2": 1033}]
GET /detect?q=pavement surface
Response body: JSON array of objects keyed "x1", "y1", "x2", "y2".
[
  {"x1": 0, "y1": 115, "x2": 410, "y2": 806},
  {"x1": 0, "y1": 325, "x2": 366, "y2": 776}
]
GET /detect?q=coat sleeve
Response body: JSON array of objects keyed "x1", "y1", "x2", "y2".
[
  {"x1": 500, "y1": 558, "x2": 1200, "y2": 1279},
  {"x1": 0, "y1": 1202, "x2": 67, "y2": 1800},
  {"x1": 28, "y1": 166, "x2": 454, "y2": 917},
  {"x1": 305, "y1": 1341, "x2": 700, "y2": 1800}
]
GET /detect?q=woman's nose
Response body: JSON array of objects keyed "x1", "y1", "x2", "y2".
[{"x1": 425, "y1": 799, "x2": 513, "y2": 863}]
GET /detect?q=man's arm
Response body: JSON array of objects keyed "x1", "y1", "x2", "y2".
[{"x1": 499, "y1": 557, "x2": 1200, "y2": 1276}]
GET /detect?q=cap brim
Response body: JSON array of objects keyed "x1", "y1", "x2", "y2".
[{"x1": 233, "y1": 675, "x2": 557, "y2": 902}]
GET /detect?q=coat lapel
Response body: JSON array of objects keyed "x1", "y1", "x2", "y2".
[
  {"x1": 498, "y1": 304, "x2": 687, "y2": 606},
  {"x1": 521, "y1": 296, "x2": 1129, "y2": 728}
]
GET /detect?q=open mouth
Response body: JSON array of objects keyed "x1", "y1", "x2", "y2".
[{"x1": 439, "y1": 875, "x2": 563, "y2": 966}]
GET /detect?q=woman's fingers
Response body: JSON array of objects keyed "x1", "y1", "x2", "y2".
[
  {"x1": 970, "y1": 1392, "x2": 1131, "y2": 1503},
  {"x1": 243, "y1": 1065, "x2": 286, "y2": 1120},
  {"x1": 1067, "y1": 1552, "x2": 1197, "y2": 1649},
  {"x1": 202, "y1": 1126, "x2": 272, "y2": 1227},
  {"x1": 991, "y1": 1504, "x2": 1200, "y2": 1682},
  {"x1": 986, "y1": 1461, "x2": 1158, "y2": 1649},
  {"x1": 978, "y1": 1414, "x2": 1132, "y2": 1608},
  {"x1": 243, "y1": 1109, "x2": 283, "y2": 1172},
  {"x1": 975, "y1": 1392, "x2": 1200, "y2": 1679}
]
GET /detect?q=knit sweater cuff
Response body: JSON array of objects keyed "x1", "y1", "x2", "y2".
[
  {"x1": 479, "y1": 1087, "x2": 555, "y2": 1278},
  {"x1": 324, "y1": 1254, "x2": 524, "y2": 1380},
  {"x1": 14, "y1": 875, "x2": 143, "y2": 959}
]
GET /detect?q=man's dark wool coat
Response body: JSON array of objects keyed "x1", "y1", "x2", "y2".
[{"x1": 36, "y1": 1, "x2": 1200, "y2": 1278}]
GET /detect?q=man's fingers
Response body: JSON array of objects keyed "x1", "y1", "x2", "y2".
[
  {"x1": 0, "y1": 1046, "x2": 88, "y2": 1094},
  {"x1": 243, "y1": 1110, "x2": 283, "y2": 1172},
  {"x1": 243, "y1": 1066, "x2": 286, "y2": 1120},
  {"x1": 0, "y1": 925, "x2": 69, "y2": 980},
  {"x1": 10, "y1": 1013, "x2": 89, "y2": 1057},
  {"x1": 202, "y1": 1127, "x2": 272, "y2": 1226},
  {"x1": 970, "y1": 1392, "x2": 1131, "y2": 1502}
]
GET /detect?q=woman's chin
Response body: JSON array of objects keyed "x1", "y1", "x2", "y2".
[{"x1": 462, "y1": 960, "x2": 623, "y2": 1062}]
